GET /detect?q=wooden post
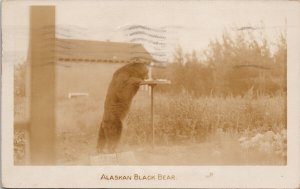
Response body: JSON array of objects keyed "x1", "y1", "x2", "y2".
[
  {"x1": 141, "y1": 79, "x2": 170, "y2": 149},
  {"x1": 29, "y1": 6, "x2": 56, "y2": 164},
  {"x1": 151, "y1": 84, "x2": 155, "y2": 148}
]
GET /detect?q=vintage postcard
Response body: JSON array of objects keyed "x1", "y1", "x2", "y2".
[{"x1": 1, "y1": 0, "x2": 300, "y2": 188}]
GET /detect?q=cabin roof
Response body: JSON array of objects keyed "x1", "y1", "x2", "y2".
[{"x1": 55, "y1": 38, "x2": 152, "y2": 63}]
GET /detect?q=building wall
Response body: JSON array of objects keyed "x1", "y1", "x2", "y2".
[
  {"x1": 55, "y1": 61, "x2": 149, "y2": 117},
  {"x1": 56, "y1": 61, "x2": 124, "y2": 99}
]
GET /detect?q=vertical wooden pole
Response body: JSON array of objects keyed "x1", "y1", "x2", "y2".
[
  {"x1": 148, "y1": 66, "x2": 153, "y2": 96},
  {"x1": 29, "y1": 6, "x2": 56, "y2": 165},
  {"x1": 151, "y1": 84, "x2": 155, "y2": 148}
]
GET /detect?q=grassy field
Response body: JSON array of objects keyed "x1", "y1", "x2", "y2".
[{"x1": 14, "y1": 91, "x2": 287, "y2": 165}]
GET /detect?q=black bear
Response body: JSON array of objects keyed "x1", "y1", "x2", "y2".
[{"x1": 97, "y1": 62, "x2": 148, "y2": 153}]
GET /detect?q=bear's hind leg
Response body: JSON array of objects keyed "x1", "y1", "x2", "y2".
[
  {"x1": 105, "y1": 120, "x2": 123, "y2": 153},
  {"x1": 97, "y1": 124, "x2": 106, "y2": 153}
]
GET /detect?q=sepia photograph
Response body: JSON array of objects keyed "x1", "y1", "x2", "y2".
[{"x1": 1, "y1": 0, "x2": 300, "y2": 188}]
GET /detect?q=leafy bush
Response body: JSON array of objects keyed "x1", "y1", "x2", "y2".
[{"x1": 239, "y1": 129, "x2": 287, "y2": 158}]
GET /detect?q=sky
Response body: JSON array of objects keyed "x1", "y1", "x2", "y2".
[{"x1": 2, "y1": 0, "x2": 294, "y2": 64}]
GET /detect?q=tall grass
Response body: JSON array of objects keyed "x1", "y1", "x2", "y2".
[{"x1": 125, "y1": 91, "x2": 286, "y2": 146}]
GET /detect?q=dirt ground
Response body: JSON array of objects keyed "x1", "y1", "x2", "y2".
[{"x1": 53, "y1": 129, "x2": 285, "y2": 166}]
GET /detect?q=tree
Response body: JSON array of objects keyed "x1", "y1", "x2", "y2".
[{"x1": 153, "y1": 29, "x2": 287, "y2": 96}]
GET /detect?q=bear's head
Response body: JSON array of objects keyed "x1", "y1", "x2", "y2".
[{"x1": 125, "y1": 63, "x2": 149, "y2": 80}]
